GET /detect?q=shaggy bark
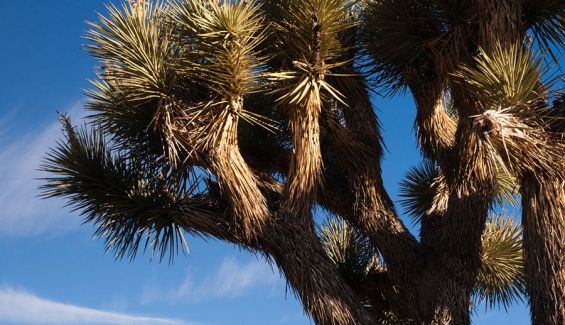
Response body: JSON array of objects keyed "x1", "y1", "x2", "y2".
[
  {"x1": 521, "y1": 175, "x2": 565, "y2": 325},
  {"x1": 336, "y1": 83, "x2": 423, "y2": 278},
  {"x1": 263, "y1": 220, "x2": 376, "y2": 325},
  {"x1": 407, "y1": 78, "x2": 456, "y2": 165},
  {"x1": 418, "y1": 194, "x2": 490, "y2": 324},
  {"x1": 211, "y1": 112, "x2": 269, "y2": 238}
]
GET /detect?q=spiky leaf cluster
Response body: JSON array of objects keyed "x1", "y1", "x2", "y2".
[
  {"x1": 266, "y1": 0, "x2": 357, "y2": 104},
  {"x1": 457, "y1": 43, "x2": 565, "y2": 179},
  {"x1": 40, "y1": 0, "x2": 564, "y2": 321},
  {"x1": 168, "y1": 0, "x2": 266, "y2": 101},
  {"x1": 86, "y1": 2, "x2": 172, "y2": 101},
  {"x1": 398, "y1": 161, "x2": 440, "y2": 223},
  {"x1": 41, "y1": 116, "x2": 191, "y2": 262},
  {"x1": 523, "y1": 0, "x2": 564, "y2": 62},
  {"x1": 474, "y1": 214, "x2": 526, "y2": 309},
  {"x1": 319, "y1": 218, "x2": 378, "y2": 285},
  {"x1": 454, "y1": 43, "x2": 546, "y2": 108},
  {"x1": 399, "y1": 160, "x2": 518, "y2": 222}
]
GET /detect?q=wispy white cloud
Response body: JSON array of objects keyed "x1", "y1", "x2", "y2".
[
  {"x1": 0, "y1": 104, "x2": 84, "y2": 237},
  {"x1": 142, "y1": 256, "x2": 282, "y2": 304},
  {"x1": 0, "y1": 287, "x2": 193, "y2": 325}
]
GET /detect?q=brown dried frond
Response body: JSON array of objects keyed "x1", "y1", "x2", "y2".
[
  {"x1": 267, "y1": 0, "x2": 361, "y2": 218},
  {"x1": 452, "y1": 42, "x2": 563, "y2": 186},
  {"x1": 282, "y1": 92, "x2": 323, "y2": 217},
  {"x1": 428, "y1": 173, "x2": 449, "y2": 217},
  {"x1": 446, "y1": 118, "x2": 500, "y2": 199},
  {"x1": 162, "y1": 99, "x2": 270, "y2": 238},
  {"x1": 470, "y1": 106, "x2": 565, "y2": 180}
]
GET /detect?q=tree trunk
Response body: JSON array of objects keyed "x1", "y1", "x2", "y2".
[
  {"x1": 263, "y1": 220, "x2": 375, "y2": 325},
  {"x1": 416, "y1": 195, "x2": 489, "y2": 325},
  {"x1": 521, "y1": 175, "x2": 565, "y2": 325}
]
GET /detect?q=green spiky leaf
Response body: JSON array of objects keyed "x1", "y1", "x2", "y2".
[
  {"x1": 86, "y1": 1, "x2": 173, "y2": 101},
  {"x1": 474, "y1": 214, "x2": 526, "y2": 310},
  {"x1": 168, "y1": 0, "x2": 267, "y2": 99},
  {"x1": 319, "y1": 218, "x2": 378, "y2": 285},
  {"x1": 453, "y1": 43, "x2": 547, "y2": 108},
  {"x1": 523, "y1": 0, "x2": 564, "y2": 63},
  {"x1": 493, "y1": 162, "x2": 519, "y2": 207}
]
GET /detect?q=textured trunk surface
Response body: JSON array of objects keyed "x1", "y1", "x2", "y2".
[
  {"x1": 211, "y1": 113, "x2": 269, "y2": 238},
  {"x1": 263, "y1": 221, "x2": 375, "y2": 325},
  {"x1": 417, "y1": 261, "x2": 472, "y2": 325},
  {"x1": 521, "y1": 175, "x2": 565, "y2": 325},
  {"x1": 417, "y1": 209, "x2": 480, "y2": 325}
]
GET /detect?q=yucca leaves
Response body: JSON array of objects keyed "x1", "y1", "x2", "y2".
[
  {"x1": 266, "y1": 0, "x2": 360, "y2": 110},
  {"x1": 39, "y1": 1, "x2": 564, "y2": 321},
  {"x1": 362, "y1": 0, "x2": 442, "y2": 92},
  {"x1": 320, "y1": 212, "x2": 526, "y2": 313},
  {"x1": 523, "y1": 0, "x2": 565, "y2": 62},
  {"x1": 168, "y1": 0, "x2": 272, "y2": 237},
  {"x1": 267, "y1": 0, "x2": 357, "y2": 74},
  {"x1": 474, "y1": 214, "x2": 526, "y2": 310},
  {"x1": 86, "y1": 1, "x2": 172, "y2": 100},
  {"x1": 86, "y1": 79, "x2": 164, "y2": 155},
  {"x1": 168, "y1": 0, "x2": 267, "y2": 102},
  {"x1": 264, "y1": 0, "x2": 360, "y2": 216},
  {"x1": 454, "y1": 43, "x2": 546, "y2": 108},
  {"x1": 320, "y1": 218, "x2": 378, "y2": 285},
  {"x1": 493, "y1": 162, "x2": 519, "y2": 207},
  {"x1": 399, "y1": 161, "x2": 440, "y2": 223},
  {"x1": 456, "y1": 43, "x2": 565, "y2": 179},
  {"x1": 84, "y1": 1, "x2": 199, "y2": 167},
  {"x1": 40, "y1": 116, "x2": 190, "y2": 262}
]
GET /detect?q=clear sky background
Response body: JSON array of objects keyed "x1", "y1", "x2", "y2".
[{"x1": 0, "y1": 1, "x2": 531, "y2": 324}]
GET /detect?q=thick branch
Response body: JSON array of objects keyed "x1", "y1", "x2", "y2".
[
  {"x1": 175, "y1": 194, "x2": 249, "y2": 245},
  {"x1": 325, "y1": 75, "x2": 422, "y2": 273},
  {"x1": 175, "y1": 191, "x2": 376, "y2": 325},
  {"x1": 261, "y1": 219, "x2": 375, "y2": 325},
  {"x1": 406, "y1": 78, "x2": 456, "y2": 165},
  {"x1": 210, "y1": 112, "x2": 269, "y2": 238}
]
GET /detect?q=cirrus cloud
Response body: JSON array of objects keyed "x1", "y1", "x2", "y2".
[{"x1": 0, "y1": 286, "x2": 195, "y2": 325}]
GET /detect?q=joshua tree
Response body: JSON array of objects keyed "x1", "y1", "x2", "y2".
[{"x1": 41, "y1": 0, "x2": 563, "y2": 324}]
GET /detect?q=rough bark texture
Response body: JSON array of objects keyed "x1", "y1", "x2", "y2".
[
  {"x1": 211, "y1": 113, "x2": 269, "y2": 238},
  {"x1": 521, "y1": 175, "x2": 565, "y2": 325},
  {"x1": 179, "y1": 194, "x2": 376, "y2": 325},
  {"x1": 283, "y1": 95, "x2": 323, "y2": 218},
  {"x1": 263, "y1": 220, "x2": 376, "y2": 325},
  {"x1": 407, "y1": 79, "x2": 456, "y2": 165}
]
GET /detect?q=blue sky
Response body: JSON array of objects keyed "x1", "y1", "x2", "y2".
[{"x1": 0, "y1": 1, "x2": 530, "y2": 324}]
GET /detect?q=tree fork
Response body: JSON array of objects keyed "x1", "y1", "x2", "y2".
[
  {"x1": 262, "y1": 219, "x2": 376, "y2": 325},
  {"x1": 329, "y1": 75, "x2": 423, "y2": 276}
]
